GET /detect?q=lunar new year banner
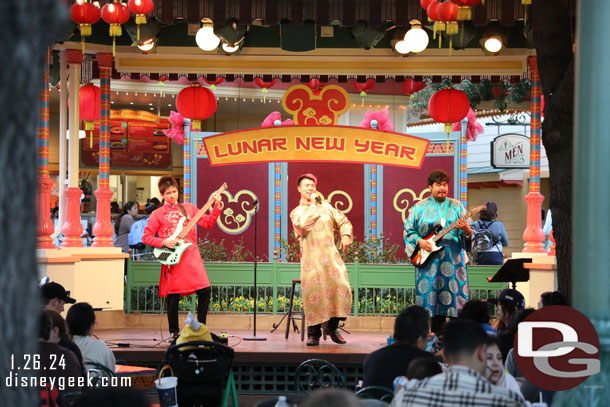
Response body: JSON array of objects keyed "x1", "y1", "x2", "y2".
[{"x1": 202, "y1": 126, "x2": 429, "y2": 168}]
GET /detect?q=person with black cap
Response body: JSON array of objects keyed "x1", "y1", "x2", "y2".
[
  {"x1": 487, "y1": 288, "x2": 525, "y2": 333},
  {"x1": 41, "y1": 281, "x2": 76, "y2": 313},
  {"x1": 471, "y1": 201, "x2": 509, "y2": 265}
]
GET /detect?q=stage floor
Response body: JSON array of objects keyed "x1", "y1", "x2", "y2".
[{"x1": 98, "y1": 327, "x2": 389, "y2": 365}]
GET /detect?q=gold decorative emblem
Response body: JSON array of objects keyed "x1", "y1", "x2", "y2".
[
  {"x1": 317, "y1": 190, "x2": 353, "y2": 214},
  {"x1": 217, "y1": 190, "x2": 258, "y2": 235},
  {"x1": 393, "y1": 188, "x2": 430, "y2": 223}
]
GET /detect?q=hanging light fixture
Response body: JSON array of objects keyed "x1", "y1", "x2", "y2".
[
  {"x1": 393, "y1": 39, "x2": 411, "y2": 54},
  {"x1": 222, "y1": 42, "x2": 240, "y2": 53},
  {"x1": 480, "y1": 25, "x2": 508, "y2": 55},
  {"x1": 137, "y1": 38, "x2": 156, "y2": 52},
  {"x1": 403, "y1": 20, "x2": 429, "y2": 53},
  {"x1": 196, "y1": 18, "x2": 220, "y2": 51}
]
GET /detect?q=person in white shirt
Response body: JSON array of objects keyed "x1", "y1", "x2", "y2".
[
  {"x1": 66, "y1": 302, "x2": 115, "y2": 373},
  {"x1": 484, "y1": 336, "x2": 522, "y2": 396}
]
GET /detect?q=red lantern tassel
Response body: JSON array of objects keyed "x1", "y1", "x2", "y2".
[{"x1": 444, "y1": 123, "x2": 453, "y2": 152}]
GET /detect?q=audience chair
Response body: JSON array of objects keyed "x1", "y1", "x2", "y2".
[
  {"x1": 85, "y1": 361, "x2": 116, "y2": 387},
  {"x1": 294, "y1": 358, "x2": 346, "y2": 395},
  {"x1": 356, "y1": 386, "x2": 395, "y2": 403}
]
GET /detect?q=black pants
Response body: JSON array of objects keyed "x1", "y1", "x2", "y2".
[
  {"x1": 166, "y1": 286, "x2": 211, "y2": 334},
  {"x1": 307, "y1": 317, "x2": 342, "y2": 339}
]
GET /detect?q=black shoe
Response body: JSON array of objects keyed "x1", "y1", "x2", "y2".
[
  {"x1": 169, "y1": 332, "x2": 180, "y2": 345},
  {"x1": 306, "y1": 336, "x2": 320, "y2": 346},
  {"x1": 323, "y1": 326, "x2": 346, "y2": 344}
]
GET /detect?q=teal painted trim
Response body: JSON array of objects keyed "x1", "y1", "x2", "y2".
[
  {"x1": 377, "y1": 165, "x2": 384, "y2": 239},
  {"x1": 364, "y1": 164, "x2": 371, "y2": 241},
  {"x1": 280, "y1": 162, "x2": 289, "y2": 261},
  {"x1": 268, "y1": 163, "x2": 276, "y2": 261},
  {"x1": 452, "y1": 133, "x2": 461, "y2": 200}
]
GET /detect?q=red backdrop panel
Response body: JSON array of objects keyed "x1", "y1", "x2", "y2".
[
  {"x1": 382, "y1": 155, "x2": 455, "y2": 259},
  {"x1": 287, "y1": 163, "x2": 365, "y2": 241},
  {"x1": 196, "y1": 159, "x2": 269, "y2": 260}
]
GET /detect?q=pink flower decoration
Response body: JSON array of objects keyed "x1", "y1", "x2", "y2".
[
  {"x1": 162, "y1": 110, "x2": 185, "y2": 144},
  {"x1": 360, "y1": 107, "x2": 395, "y2": 132},
  {"x1": 452, "y1": 107, "x2": 483, "y2": 141},
  {"x1": 261, "y1": 111, "x2": 294, "y2": 127}
]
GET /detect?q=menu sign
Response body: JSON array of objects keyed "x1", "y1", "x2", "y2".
[{"x1": 80, "y1": 111, "x2": 172, "y2": 170}]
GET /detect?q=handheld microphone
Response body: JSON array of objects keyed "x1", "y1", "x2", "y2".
[
  {"x1": 315, "y1": 196, "x2": 322, "y2": 204},
  {"x1": 252, "y1": 199, "x2": 259, "y2": 206}
]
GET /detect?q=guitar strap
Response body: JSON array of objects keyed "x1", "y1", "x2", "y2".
[{"x1": 178, "y1": 204, "x2": 188, "y2": 219}]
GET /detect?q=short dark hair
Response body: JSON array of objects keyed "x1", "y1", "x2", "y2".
[
  {"x1": 47, "y1": 310, "x2": 68, "y2": 339},
  {"x1": 427, "y1": 169, "x2": 450, "y2": 186},
  {"x1": 479, "y1": 201, "x2": 498, "y2": 221},
  {"x1": 66, "y1": 302, "x2": 96, "y2": 336},
  {"x1": 458, "y1": 299, "x2": 491, "y2": 324},
  {"x1": 540, "y1": 291, "x2": 569, "y2": 307},
  {"x1": 406, "y1": 357, "x2": 442, "y2": 380},
  {"x1": 394, "y1": 305, "x2": 430, "y2": 346},
  {"x1": 40, "y1": 311, "x2": 52, "y2": 341},
  {"x1": 158, "y1": 176, "x2": 179, "y2": 194},
  {"x1": 297, "y1": 173, "x2": 317, "y2": 186},
  {"x1": 443, "y1": 320, "x2": 488, "y2": 362}
]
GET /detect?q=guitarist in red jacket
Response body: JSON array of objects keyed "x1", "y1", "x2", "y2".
[{"x1": 143, "y1": 176, "x2": 223, "y2": 339}]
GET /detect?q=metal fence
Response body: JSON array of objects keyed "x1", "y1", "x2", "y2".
[{"x1": 125, "y1": 259, "x2": 507, "y2": 315}]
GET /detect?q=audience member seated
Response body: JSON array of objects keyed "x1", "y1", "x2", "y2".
[
  {"x1": 363, "y1": 305, "x2": 435, "y2": 390},
  {"x1": 47, "y1": 310, "x2": 86, "y2": 375},
  {"x1": 301, "y1": 388, "x2": 362, "y2": 407},
  {"x1": 390, "y1": 320, "x2": 527, "y2": 407},
  {"x1": 484, "y1": 336, "x2": 522, "y2": 396},
  {"x1": 487, "y1": 289, "x2": 525, "y2": 334},
  {"x1": 38, "y1": 310, "x2": 83, "y2": 401},
  {"x1": 41, "y1": 281, "x2": 76, "y2": 313},
  {"x1": 505, "y1": 308, "x2": 555, "y2": 405},
  {"x1": 66, "y1": 302, "x2": 116, "y2": 372},
  {"x1": 458, "y1": 299, "x2": 496, "y2": 336},
  {"x1": 406, "y1": 357, "x2": 443, "y2": 381},
  {"x1": 538, "y1": 291, "x2": 569, "y2": 308}
]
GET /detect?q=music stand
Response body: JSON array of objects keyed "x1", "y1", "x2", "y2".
[
  {"x1": 487, "y1": 258, "x2": 532, "y2": 289},
  {"x1": 244, "y1": 199, "x2": 266, "y2": 341}
]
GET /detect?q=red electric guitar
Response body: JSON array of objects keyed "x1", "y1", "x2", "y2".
[{"x1": 410, "y1": 204, "x2": 486, "y2": 267}]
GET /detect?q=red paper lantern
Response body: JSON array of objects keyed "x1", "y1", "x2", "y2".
[
  {"x1": 79, "y1": 83, "x2": 100, "y2": 148},
  {"x1": 428, "y1": 88, "x2": 470, "y2": 140},
  {"x1": 402, "y1": 78, "x2": 426, "y2": 96},
  {"x1": 69, "y1": 2, "x2": 101, "y2": 53},
  {"x1": 176, "y1": 84, "x2": 217, "y2": 130},
  {"x1": 426, "y1": 1, "x2": 442, "y2": 21},
  {"x1": 101, "y1": 1, "x2": 130, "y2": 55},
  {"x1": 79, "y1": 83, "x2": 100, "y2": 129},
  {"x1": 254, "y1": 78, "x2": 277, "y2": 102},
  {"x1": 439, "y1": 1, "x2": 459, "y2": 35},
  {"x1": 127, "y1": 0, "x2": 154, "y2": 41},
  {"x1": 427, "y1": 1, "x2": 445, "y2": 38},
  {"x1": 420, "y1": 0, "x2": 433, "y2": 10},
  {"x1": 450, "y1": 0, "x2": 481, "y2": 20},
  {"x1": 353, "y1": 78, "x2": 375, "y2": 106}
]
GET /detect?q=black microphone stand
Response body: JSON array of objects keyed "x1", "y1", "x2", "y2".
[{"x1": 244, "y1": 199, "x2": 266, "y2": 341}]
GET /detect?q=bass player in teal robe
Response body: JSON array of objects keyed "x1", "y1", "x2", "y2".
[{"x1": 404, "y1": 170, "x2": 473, "y2": 331}]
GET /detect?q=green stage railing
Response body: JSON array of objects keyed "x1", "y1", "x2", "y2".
[{"x1": 125, "y1": 258, "x2": 507, "y2": 315}]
